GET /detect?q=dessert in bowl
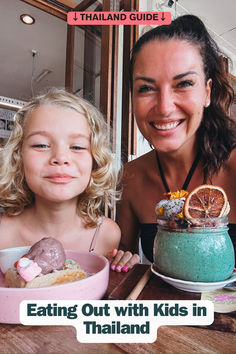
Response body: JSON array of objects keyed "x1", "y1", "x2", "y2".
[
  {"x1": 3, "y1": 237, "x2": 87, "y2": 288},
  {"x1": 153, "y1": 185, "x2": 235, "y2": 283},
  {"x1": 0, "y1": 238, "x2": 109, "y2": 324}
]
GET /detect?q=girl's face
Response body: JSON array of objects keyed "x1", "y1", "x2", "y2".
[
  {"x1": 21, "y1": 104, "x2": 93, "y2": 204},
  {"x1": 132, "y1": 39, "x2": 212, "y2": 153}
]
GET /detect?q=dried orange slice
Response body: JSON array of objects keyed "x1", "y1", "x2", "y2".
[{"x1": 184, "y1": 185, "x2": 229, "y2": 219}]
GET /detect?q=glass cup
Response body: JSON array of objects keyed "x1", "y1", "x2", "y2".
[{"x1": 153, "y1": 216, "x2": 235, "y2": 282}]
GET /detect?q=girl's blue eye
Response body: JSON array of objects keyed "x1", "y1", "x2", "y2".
[
  {"x1": 177, "y1": 80, "x2": 194, "y2": 88},
  {"x1": 71, "y1": 146, "x2": 86, "y2": 150},
  {"x1": 32, "y1": 144, "x2": 48, "y2": 148},
  {"x1": 138, "y1": 85, "x2": 153, "y2": 93}
]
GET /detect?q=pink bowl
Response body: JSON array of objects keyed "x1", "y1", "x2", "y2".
[{"x1": 0, "y1": 250, "x2": 109, "y2": 324}]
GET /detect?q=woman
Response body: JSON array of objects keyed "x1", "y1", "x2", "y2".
[{"x1": 116, "y1": 14, "x2": 236, "y2": 263}]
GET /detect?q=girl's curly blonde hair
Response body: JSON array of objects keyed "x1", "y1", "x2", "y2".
[{"x1": 0, "y1": 88, "x2": 120, "y2": 227}]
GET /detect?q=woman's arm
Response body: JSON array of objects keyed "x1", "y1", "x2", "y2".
[
  {"x1": 108, "y1": 167, "x2": 141, "y2": 272},
  {"x1": 116, "y1": 194, "x2": 140, "y2": 254}
]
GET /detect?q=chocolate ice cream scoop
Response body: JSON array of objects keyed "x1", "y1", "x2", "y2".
[{"x1": 27, "y1": 237, "x2": 66, "y2": 275}]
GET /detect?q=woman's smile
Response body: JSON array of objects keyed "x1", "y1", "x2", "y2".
[
  {"x1": 152, "y1": 121, "x2": 181, "y2": 130},
  {"x1": 151, "y1": 120, "x2": 183, "y2": 131}
]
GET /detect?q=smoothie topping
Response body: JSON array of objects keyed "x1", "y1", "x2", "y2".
[
  {"x1": 156, "y1": 190, "x2": 188, "y2": 218},
  {"x1": 156, "y1": 184, "x2": 230, "y2": 224},
  {"x1": 183, "y1": 185, "x2": 230, "y2": 220}
]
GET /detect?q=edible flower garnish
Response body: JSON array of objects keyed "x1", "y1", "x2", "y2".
[{"x1": 164, "y1": 190, "x2": 188, "y2": 200}]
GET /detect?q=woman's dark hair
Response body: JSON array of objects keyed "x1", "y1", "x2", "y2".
[{"x1": 130, "y1": 14, "x2": 236, "y2": 180}]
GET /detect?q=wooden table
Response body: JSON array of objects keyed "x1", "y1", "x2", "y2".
[{"x1": 0, "y1": 265, "x2": 235, "y2": 354}]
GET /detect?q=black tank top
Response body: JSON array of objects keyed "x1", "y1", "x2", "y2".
[{"x1": 140, "y1": 223, "x2": 236, "y2": 264}]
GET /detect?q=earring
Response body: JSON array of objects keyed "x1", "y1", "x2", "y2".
[{"x1": 205, "y1": 102, "x2": 210, "y2": 108}]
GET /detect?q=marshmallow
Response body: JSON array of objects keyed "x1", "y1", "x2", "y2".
[{"x1": 17, "y1": 257, "x2": 42, "y2": 282}]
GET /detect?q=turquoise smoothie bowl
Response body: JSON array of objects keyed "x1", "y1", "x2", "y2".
[{"x1": 153, "y1": 216, "x2": 235, "y2": 282}]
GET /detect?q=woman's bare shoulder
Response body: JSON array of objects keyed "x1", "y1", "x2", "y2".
[
  {"x1": 124, "y1": 150, "x2": 154, "y2": 170},
  {"x1": 122, "y1": 150, "x2": 154, "y2": 183},
  {"x1": 220, "y1": 148, "x2": 236, "y2": 181},
  {"x1": 227, "y1": 148, "x2": 236, "y2": 171}
]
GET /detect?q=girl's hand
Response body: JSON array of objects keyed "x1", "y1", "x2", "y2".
[{"x1": 106, "y1": 249, "x2": 140, "y2": 272}]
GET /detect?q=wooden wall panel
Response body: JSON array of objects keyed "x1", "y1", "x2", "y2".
[{"x1": 121, "y1": 0, "x2": 139, "y2": 162}]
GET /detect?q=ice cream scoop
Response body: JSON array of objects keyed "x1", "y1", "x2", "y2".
[{"x1": 27, "y1": 237, "x2": 66, "y2": 275}]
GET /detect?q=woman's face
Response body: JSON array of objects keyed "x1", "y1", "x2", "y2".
[
  {"x1": 132, "y1": 39, "x2": 212, "y2": 153},
  {"x1": 21, "y1": 104, "x2": 93, "y2": 204}
]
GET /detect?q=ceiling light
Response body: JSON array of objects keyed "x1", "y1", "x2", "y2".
[{"x1": 20, "y1": 14, "x2": 35, "y2": 25}]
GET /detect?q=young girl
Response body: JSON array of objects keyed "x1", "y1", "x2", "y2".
[{"x1": 0, "y1": 88, "x2": 139, "y2": 270}]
